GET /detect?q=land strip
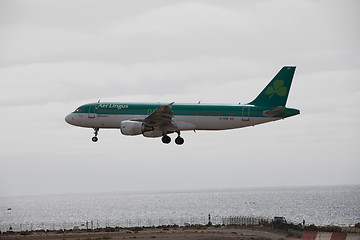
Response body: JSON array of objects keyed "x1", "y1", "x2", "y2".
[{"x1": 0, "y1": 226, "x2": 301, "y2": 240}]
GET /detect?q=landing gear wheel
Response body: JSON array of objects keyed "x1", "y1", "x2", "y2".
[
  {"x1": 175, "y1": 136, "x2": 184, "y2": 145},
  {"x1": 162, "y1": 135, "x2": 171, "y2": 144},
  {"x1": 92, "y1": 128, "x2": 99, "y2": 142}
]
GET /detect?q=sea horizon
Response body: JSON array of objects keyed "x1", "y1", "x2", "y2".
[
  {"x1": 1, "y1": 183, "x2": 358, "y2": 198},
  {"x1": 1, "y1": 184, "x2": 359, "y2": 232}
]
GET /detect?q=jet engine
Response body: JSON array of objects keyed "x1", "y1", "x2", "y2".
[{"x1": 120, "y1": 120, "x2": 154, "y2": 136}]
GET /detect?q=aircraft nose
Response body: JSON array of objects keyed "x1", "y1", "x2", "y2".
[{"x1": 65, "y1": 113, "x2": 74, "y2": 125}]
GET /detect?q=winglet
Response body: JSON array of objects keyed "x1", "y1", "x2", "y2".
[{"x1": 248, "y1": 66, "x2": 296, "y2": 107}]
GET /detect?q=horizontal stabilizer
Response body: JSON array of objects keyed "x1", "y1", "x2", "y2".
[{"x1": 263, "y1": 106, "x2": 286, "y2": 117}]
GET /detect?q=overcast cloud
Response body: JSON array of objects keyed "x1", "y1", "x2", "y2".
[{"x1": 0, "y1": 0, "x2": 359, "y2": 196}]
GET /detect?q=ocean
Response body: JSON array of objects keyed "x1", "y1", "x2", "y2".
[{"x1": 0, "y1": 185, "x2": 359, "y2": 232}]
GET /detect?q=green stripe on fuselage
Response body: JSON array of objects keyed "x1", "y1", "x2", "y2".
[{"x1": 73, "y1": 102, "x2": 299, "y2": 119}]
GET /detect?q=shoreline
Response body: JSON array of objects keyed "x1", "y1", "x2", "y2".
[
  {"x1": 1, "y1": 224, "x2": 359, "y2": 240},
  {"x1": 0, "y1": 225, "x2": 302, "y2": 240}
]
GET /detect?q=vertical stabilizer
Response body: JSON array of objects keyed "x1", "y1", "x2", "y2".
[{"x1": 248, "y1": 66, "x2": 296, "y2": 107}]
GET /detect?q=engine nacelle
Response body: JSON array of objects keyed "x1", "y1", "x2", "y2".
[{"x1": 120, "y1": 120, "x2": 153, "y2": 136}]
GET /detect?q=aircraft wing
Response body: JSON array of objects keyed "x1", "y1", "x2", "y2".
[{"x1": 144, "y1": 102, "x2": 177, "y2": 132}]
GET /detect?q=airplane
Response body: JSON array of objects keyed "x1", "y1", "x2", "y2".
[{"x1": 65, "y1": 66, "x2": 300, "y2": 145}]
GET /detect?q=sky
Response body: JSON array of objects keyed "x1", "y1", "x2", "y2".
[{"x1": 0, "y1": 0, "x2": 359, "y2": 197}]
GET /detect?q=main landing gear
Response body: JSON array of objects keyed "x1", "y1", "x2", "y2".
[
  {"x1": 175, "y1": 136, "x2": 184, "y2": 145},
  {"x1": 161, "y1": 135, "x2": 171, "y2": 144},
  {"x1": 161, "y1": 132, "x2": 184, "y2": 145},
  {"x1": 92, "y1": 128, "x2": 99, "y2": 142}
]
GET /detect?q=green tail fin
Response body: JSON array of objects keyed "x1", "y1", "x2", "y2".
[{"x1": 248, "y1": 66, "x2": 296, "y2": 107}]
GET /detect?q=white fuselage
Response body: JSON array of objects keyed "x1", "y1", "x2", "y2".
[{"x1": 65, "y1": 112, "x2": 279, "y2": 131}]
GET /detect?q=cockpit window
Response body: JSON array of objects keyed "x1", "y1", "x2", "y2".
[{"x1": 75, "y1": 108, "x2": 82, "y2": 113}]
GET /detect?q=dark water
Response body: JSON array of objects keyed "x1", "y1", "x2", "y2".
[{"x1": 1, "y1": 185, "x2": 359, "y2": 231}]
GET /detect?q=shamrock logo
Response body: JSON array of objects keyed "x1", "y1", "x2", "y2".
[{"x1": 265, "y1": 80, "x2": 287, "y2": 99}]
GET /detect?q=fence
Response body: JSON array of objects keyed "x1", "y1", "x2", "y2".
[
  {"x1": 1, "y1": 215, "x2": 268, "y2": 232},
  {"x1": 222, "y1": 216, "x2": 267, "y2": 226}
]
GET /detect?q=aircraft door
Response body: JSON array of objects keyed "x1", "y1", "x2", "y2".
[
  {"x1": 242, "y1": 106, "x2": 250, "y2": 121},
  {"x1": 88, "y1": 105, "x2": 96, "y2": 118}
]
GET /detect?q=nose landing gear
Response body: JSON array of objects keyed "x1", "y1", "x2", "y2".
[{"x1": 92, "y1": 128, "x2": 99, "y2": 142}]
